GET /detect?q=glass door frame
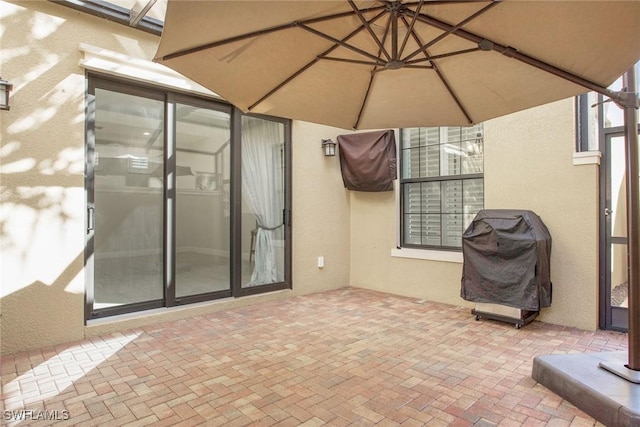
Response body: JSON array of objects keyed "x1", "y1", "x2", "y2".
[
  {"x1": 85, "y1": 76, "x2": 168, "y2": 319},
  {"x1": 231, "y1": 112, "x2": 292, "y2": 298},
  {"x1": 85, "y1": 73, "x2": 292, "y2": 321},
  {"x1": 599, "y1": 125, "x2": 640, "y2": 331},
  {"x1": 596, "y1": 64, "x2": 639, "y2": 332},
  {"x1": 600, "y1": 129, "x2": 628, "y2": 331},
  {"x1": 169, "y1": 92, "x2": 235, "y2": 307}
]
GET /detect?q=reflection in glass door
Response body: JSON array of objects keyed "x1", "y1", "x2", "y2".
[
  {"x1": 175, "y1": 102, "x2": 231, "y2": 298},
  {"x1": 240, "y1": 116, "x2": 286, "y2": 289},
  {"x1": 604, "y1": 134, "x2": 629, "y2": 330},
  {"x1": 91, "y1": 86, "x2": 165, "y2": 310}
]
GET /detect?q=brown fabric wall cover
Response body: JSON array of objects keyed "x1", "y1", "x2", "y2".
[{"x1": 337, "y1": 130, "x2": 396, "y2": 192}]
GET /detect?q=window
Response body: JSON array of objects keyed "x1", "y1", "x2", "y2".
[{"x1": 400, "y1": 125, "x2": 484, "y2": 249}]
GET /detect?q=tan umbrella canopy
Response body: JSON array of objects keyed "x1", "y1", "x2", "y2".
[{"x1": 155, "y1": 0, "x2": 640, "y2": 130}]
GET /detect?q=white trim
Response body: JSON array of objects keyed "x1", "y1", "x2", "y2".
[
  {"x1": 79, "y1": 44, "x2": 222, "y2": 99},
  {"x1": 391, "y1": 247, "x2": 463, "y2": 263},
  {"x1": 573, "y1": 150, "x2": 601, "y2": 166}
]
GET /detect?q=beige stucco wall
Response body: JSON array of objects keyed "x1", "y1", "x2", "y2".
[
  {"x1": 349, "y1": 189, "x2": 470, "y2": 307},
  {"x1": 291, "y1": 122, "x2": 351, "y2": 295},
  {"x1": 350, "y1": 99, "x2": 601, "y2": 331},
  {"x1": 0, "y1": 1, "x2": 134, "y2": 354},
  {"x1": 0, "y1": 0, "x2": 162, "y2": 354},
  {"x1": 484, "y1": 99, "x2": 599, "y2": 330}
]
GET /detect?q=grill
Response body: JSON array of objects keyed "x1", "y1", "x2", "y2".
[{"x1": 460, "y1": 209, "x2": 552, "y2": 328}]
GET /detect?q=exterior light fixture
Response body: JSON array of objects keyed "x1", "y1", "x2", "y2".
[
  {"x1": 0, "y1": 78, "x2": 13, "y2": 110},
  {"x1": 321, "y1": 138, "x2": 336, "y2": 157}
]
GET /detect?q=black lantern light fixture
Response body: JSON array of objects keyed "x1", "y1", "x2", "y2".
[
  {"x1": 0, "y1": 78, "x2": 13, "y2": 111},
  {"x1": 321, "y1": 138, "x2": 336, "y2": 157}
]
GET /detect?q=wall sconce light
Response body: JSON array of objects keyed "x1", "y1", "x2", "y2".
[
  {"x1": 321, "y1": 138, "x2": 337, "y2": 157},
  {"x1": 0, "y1": 78, "x2": 13, "y2": 110}
]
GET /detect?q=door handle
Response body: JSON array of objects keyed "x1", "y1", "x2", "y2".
[
  {"x1": 87, "y1": 206, "x2": 95, "y2": 233},
  {"x1": 605, "y1": 208, "x2": 613, "y2": 217}
]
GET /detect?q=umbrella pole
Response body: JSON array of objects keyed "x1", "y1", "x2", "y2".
[{"x1": 623, "y1": 66, "x2": 640, "y2": 371}]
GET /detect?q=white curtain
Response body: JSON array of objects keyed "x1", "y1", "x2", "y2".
[{"x1": 241, "y1": 117, "x2": 284, "y2": 286}]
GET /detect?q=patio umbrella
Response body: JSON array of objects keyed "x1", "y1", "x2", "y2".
[
  {"x1": 155, "y1": 0, "x2": 640, "y2": 130},
  {"x1": 155, "y1": 1, "x2": 640, "y2": 372}
]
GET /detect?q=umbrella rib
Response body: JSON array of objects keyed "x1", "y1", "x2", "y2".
[
  {"x1": 159, "y1": 6, "x2": 387, "y2": 61},
  {"x1": 403, "y1": 0, "x2": 492, "y2": 6},
  {"x1": 353, "y1": 3, "x2": 399, "y2": 129},
  {"x1": 431, "y1": 67, "x2": 474, "y2": 125},
  {"x1": 402, "y1": 1, "x2": 498, "y2": 63},
  {"x1": 297, "y1": 23, "x2": 388, "y2": 65},
  {"x1": 320, "y1": 57, "x2": 385, "y2": 67},
  {"x1": 348, "y1": 0, "x2": 391, "y2": 62},
  {"x1": 352, "y1": 6, "x2": 397, "y2": 129},
  {"x1": 405, "y1": 48, "x2": 481, "y2": 64},
  {"x1": 159, "y1": 22, "x2": 292, "y2": 61},
  {"x1": 353, "y1": 72, "x2": 376, "y2": 130},
  {"x1": 413, "y1": 8, "x2": 620, "y2": 100},
  {"x1": 398, "y1": 0, "x2": 424, "y2": 59},
  {"x1": 372, "y1": 64, "x2": 433, "y2": 72},
  {"x1": 400, "y1": 15, "x2": 474, "y2": 124},
  {"x1": 248, "y1": 10, "x2": 388, "y2": 112}
]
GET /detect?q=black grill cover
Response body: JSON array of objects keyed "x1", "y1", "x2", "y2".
[{"x1": 460, "y1": 209, "x2": 552, "y2": 311}]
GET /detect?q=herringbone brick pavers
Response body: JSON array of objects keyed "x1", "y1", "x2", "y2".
[{"x1": 1, "y1": 288, "x2": 627, "y2": 426}]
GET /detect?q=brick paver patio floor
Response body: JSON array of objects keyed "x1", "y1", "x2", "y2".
[{"x1": 1, "y1": 288, "x2": 629, "y2": 426}]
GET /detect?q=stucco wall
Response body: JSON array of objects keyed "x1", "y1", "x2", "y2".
[
  {"x1": 349, "y1": 189, "x2": 470, "y2": 307},
  {"x1": 1, "y1": 1, "x2": 159, "y2": 354},
  {"x1": 291, "y1": 122, "x2": 351, "y2": 295},
  {"x1": 484, "y1": 99, "x2": 599, "y2": 330},
  {"x1": 0, "y1": 1, "x2": 192, "y2": 354},
  {"x1": 349, "y1": 99, "x2": 600, "y2": 331}
]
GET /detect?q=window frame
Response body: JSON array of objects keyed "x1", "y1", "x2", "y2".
[{"x1": 399, "y1": 125, "x2": 485, "y2": 251}]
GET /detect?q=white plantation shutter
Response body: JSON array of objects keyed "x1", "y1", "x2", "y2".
[
  {"x1": 463, "y1": 178, "x2": 484, "y2": 231},
  {"x1": 422, "y1": 182, "x2": 441, "y2": 246},
  {"x1": 401, "y1": 125, "x2": 484, "y2": 248},
  {"x1": 424, "y1": 128, "x2": 439, "y2": 177},
  {"x1": 403, "y1": 183, "x2": 421, "y2": 245},
  {"x1": 442, "y1": 180, "x2": 462, "y2": 247}
]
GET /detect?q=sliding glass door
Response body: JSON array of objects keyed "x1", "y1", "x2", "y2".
[
  {"x1": 89, "y1": 84, "x2": 165, "y2": 312},
  {"x1": 240, "y1": 116, "x2": 287, "y2": 291},
  {"x1": 602, "y1": 132, "x2": 631, "y2": 331},
  {"x1": 86, "y1": 75, "x2": 290, "y2": 320},
  {"x1": 175, "y1": 99, "x2": 231, "y2": 299}
]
